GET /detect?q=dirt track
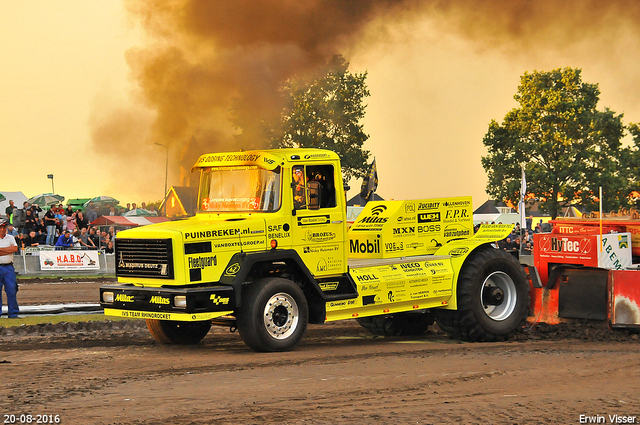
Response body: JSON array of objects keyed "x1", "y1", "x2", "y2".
[{"x1": 2, "y1": 280, "x2": 640, "y2": 424}]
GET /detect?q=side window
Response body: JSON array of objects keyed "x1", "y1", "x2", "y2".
[{"x1": 292, "y1": 164, "x2": 337, "y2": 210}]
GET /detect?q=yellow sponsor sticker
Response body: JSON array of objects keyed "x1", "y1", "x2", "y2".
[{"x1": 104, "y1": 308, "x2": 232, "y2": 321}]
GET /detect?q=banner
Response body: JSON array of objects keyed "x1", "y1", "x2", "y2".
[{"x1": 39, "y1": 250, "x2": 100, "y2": 271}]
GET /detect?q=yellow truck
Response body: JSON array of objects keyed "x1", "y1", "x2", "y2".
[{"x1": 100, "y1": 148, "x2": 529, "y2": 351}]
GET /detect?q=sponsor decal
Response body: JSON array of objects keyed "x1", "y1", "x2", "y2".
[
  {"x1": 315, "y1": 257, "x2": 343, "y2": 273},
  {"x1": 361, "y1": 283, "x2": 380, "y2": 292},
  {"x1": 316, "y1": 259, "x2": 328, "y2": 272},
  {"x1": 449, "y1": 247, "x2": 470, "y2": 257},
  {"x1": 356, "y1": 216, "x2": 388, "y2": 224},
  {"x1": 115, "y1": 294, "x2": 134, "y2": 303},
  {"x1": 388, "y1": 291, "x2": 395, "y2": 302},
  {"x1": 298, "y1": 215, "x2": 330, "y2": 226},
  {"x1": 224, "y1": 263, "x2": 241, "y2": 276},
  {"x1": 384, "y1": 241, "x2": 404, "y2": 252},
  {"x1": 213, "y1": 239, "x2": 264, "y2": 249},
  {"x1": 444, "y1": 224, "x2": 471, "y2": 238},
  {"x1": 540, "y1": 236, "x2": 591, "y2": 254},
  {"x1": 304, "y1": 230, "x2": 336, "y2": 242},
  {"x1": 319, "y1": 282, "x2": 339, "y2": 291},
  {"x1": 188, "y1": 255, "x2": 217, "y2": 269},
  {"x1": 185, "y1": 228, "x2": 252, "y2": 240},
  {"x1": 442, "y1": 200, "x2": 471, "y2": 207},
  {"x1": 405, "y1": 203, "x2": 416, "y2": 213},
  {"x1": 355, "y1": 273, "x2": 379, "y2": 282},
  {"x1": 619, "y1": 235, "x2": 629, "y2": 249},
  {"x1": 263, "y1": 157, "x2": 276, "y2": 165},
  {"x1": 303, "y1": 244, "x2": 340, "y2": 254},
  {"x1": 417, "y1": 224, "x2": 440, "y2": 234},
  {"x1": 328, "y1": 299, "x2": 357, "y2": 308},
  {"x1": 418, "y1": 202, "x2": 440, "y2": 210},
  {"x1": 400, "y1": 263, "x2": 422, "y2": 271},
  {"x1": 303, "y1": 153, "x2": 331, "y2": 159},
  {"x1": 150, "y1": 296, "x2": 170, "y2": 305},
  {"x1": 197, "y1": 153, "x2": 261, "y2": 163},
  {"x1": 417, "y1": 212, "x2": 440, "y2": 223},
  {"x1": 393, "y1": 226, "x2": 415, "y2": 236},
  {"x1": 210, "y1": 294, "x2": 230, "y2": 305},
  {"x1": 267, "y1": 224, "x2": 291, "y2": 239},
  {"x1": 371, "y1": 205, "x2": 387, "y2": 215},
  {"x1": 396, "y1": 216, "x2": 415, "y2": 223},
  {"x1": 349, "y1": 238, "x2": 381, "y2": 254},
  {"x1": 444, "y1": 209, "x2": 470, "y2": 220}
]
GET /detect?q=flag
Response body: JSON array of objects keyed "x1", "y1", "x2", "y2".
[
  {"x1": 360, "y1": 159, "x2": 378, "y2": 202},
  {"x1": 521, "y1": 165, "x2": 527, "y2": 203}
]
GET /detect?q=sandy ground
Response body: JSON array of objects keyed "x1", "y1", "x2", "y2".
[{"x1": 1, "y1": 279, "x2": 640, "y2": 424}]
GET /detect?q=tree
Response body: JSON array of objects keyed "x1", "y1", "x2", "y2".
[
  {"x1": 270, "y1": 55, "x2": 371, "y2": 181},
  {"x1": 481, "y1": 68, "x2": 625, "y2": 219},
  {"x1": 621, "y1": 123, "x2": 640, "y2": 208}
]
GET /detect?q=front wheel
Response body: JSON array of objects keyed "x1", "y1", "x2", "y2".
[
  {"x1": 435, "y1": 246, "x2": 529, "y2": 342},
  {"x1": 146, "y1": 319, "x2": 211, "y2": 345},
  {"x1": 237, "y1": 277, "x2": 309, "y2": 352}
]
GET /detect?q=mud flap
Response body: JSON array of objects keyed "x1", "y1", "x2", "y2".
[{"x1": 557, "y1": 269, "x2": 608, "y2": 321}]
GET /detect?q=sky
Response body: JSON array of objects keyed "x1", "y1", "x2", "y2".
[{"x1": 2, "y1": 1, "x2": 640, "y2": 209}]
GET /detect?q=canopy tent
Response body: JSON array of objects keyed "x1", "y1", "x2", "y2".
[
  {"x1": 124, "y1": 208, "x2": 157, "y2": 217},
  {"x1": 83, "y1": 196, "x2": 119, "y2": 207},
  {"x1": 27, "y1": 193, "x2": 64, "y2": 207}
]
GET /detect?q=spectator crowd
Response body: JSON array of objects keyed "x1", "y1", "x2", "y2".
[
  {"x1": 474, "y1": 216, "x2": 551, "y2": 256},
  {"x1": 3, "y1": 200, "x2": 156, "y2": 252}
]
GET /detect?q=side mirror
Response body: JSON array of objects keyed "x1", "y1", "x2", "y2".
[{"x1": 308, "y1": 181, "x2": 322, "y2": 210}]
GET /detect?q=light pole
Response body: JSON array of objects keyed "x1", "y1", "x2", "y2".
[
  {"x1": 47, "y1": 174, "x2": 54, "y2": 193},
  {"x1": 155, "y1": 143, "x2": 168, "y2": 216}
]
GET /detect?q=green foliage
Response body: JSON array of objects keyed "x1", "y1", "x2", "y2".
[
  {"x1": 620, "y1": 123, "x2": 640, "y2": 208},
  {"x1": 271, "y1": 55, "x2": 371, "y2": 181},
  {"x1": 482, "y1": 68, "x2": 626, "y2": 219}
]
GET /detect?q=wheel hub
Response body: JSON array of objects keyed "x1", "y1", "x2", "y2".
[
  {"x1": 480, "y1": 271, "x2": 517, "y2": 321},
  {"x1": 482, "y1": 286, "x2": 504, "y2": 306},
  {"x1": 263, "y1": 292, "x2": 299, "y2": 339}
]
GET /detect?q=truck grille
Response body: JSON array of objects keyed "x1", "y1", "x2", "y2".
[{"x1": 115, "y1": 238, "x2": 174, "y2": 279}]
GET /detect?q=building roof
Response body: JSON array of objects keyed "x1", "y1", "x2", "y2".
[{"x1": 346, "y1": 193, "x2": 384, "y2": 206}]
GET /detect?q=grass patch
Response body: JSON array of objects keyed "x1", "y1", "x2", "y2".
[
  {"x1": 0, "y1": 314, "x2": 141, "y2": 328},
  {"x1": 17, "y1": 275, "x2": 116, "y2": 281}
]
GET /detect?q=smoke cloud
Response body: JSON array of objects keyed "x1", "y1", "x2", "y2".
[{"x1": 90, "y1": 0, "x2": 640, "y2": 201}]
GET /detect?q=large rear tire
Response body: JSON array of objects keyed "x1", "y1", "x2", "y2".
[
  {"x1": 356, "y1": 311, "x2": 435, "y2": 336},
  {"x1": 146, "y1": 319, "x2": 211, "y2": 345},
  {"x1": 237, "y1": 277, "x2": 309, "y2": 352},
  {"x1": 434, "y1": 246, "x2": 529, "y2": 342}
]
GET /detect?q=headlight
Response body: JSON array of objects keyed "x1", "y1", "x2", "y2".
[
  {"x1": 174, "y1": 296, "x2": 187, "y2": 308},
  {"x1": 102, "y1": 292, "x2": 114, "y2": 303}
]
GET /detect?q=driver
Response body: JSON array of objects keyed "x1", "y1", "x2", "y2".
[{"x1": 293, "y1": 167, "x2": 306, "y2": 209}]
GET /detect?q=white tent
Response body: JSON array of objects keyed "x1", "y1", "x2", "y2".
[
  {"x1": 474, "y1": 212, "x2": 521, "y2": 225},
  {"x1": 0, "y1": 191, "x2": 28, "y2": 218}
]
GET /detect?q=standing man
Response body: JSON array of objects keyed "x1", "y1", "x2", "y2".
[
  {"x1": 0, "y1": 219, "x2": 19, "y2": 318},
  {"x1": 5, "y1": 200, "x2": 16, "y2": 223},
  {"x1": 44, "y1": 207, "x2": 57, "y2": 246}
]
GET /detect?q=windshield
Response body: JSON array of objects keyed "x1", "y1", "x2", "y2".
[{"x1": 198, "y1": 165, "x2": 281, "y2": 212}]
